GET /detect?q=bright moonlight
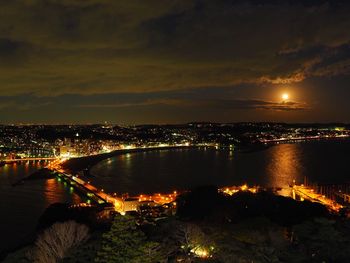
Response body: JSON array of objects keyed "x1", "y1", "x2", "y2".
[{"x1": 282, "y1": 93, "x2": 289, "y2": 100}]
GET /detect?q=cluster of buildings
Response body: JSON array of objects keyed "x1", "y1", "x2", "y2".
[
  {"x1": 0, "y1": 123, "x2": 349, "y2": 160},
  {"x1": 257, "y1": 126, "x2": 349, "y2": 142}
]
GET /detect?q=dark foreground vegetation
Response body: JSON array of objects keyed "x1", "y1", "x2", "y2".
[{"x1": 4, "y1": 187, "x2": 350, "y2": 263}]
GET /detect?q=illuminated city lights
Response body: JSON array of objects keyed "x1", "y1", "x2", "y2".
[
  {"x1": 1, "y1": 1, "x2": 350, "y2": 261},
  {"x1": 190, "y1": 245, "x2": 215, "y2": 258},
  {"x1": 220, "y1": 185, "x2": 259, "y2": 196}
]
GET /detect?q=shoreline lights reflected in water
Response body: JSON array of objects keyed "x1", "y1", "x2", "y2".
[
  {"x1": 0, "y1": 161, "x2": 83, "y2": 252},
  {"x1": 90, "y1": 140, "x2": 350, "y2": 196},
  {"x1": 1, "y1": 140, "x2": 350, "y2": 252}
]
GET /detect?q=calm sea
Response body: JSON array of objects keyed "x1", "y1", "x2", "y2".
[
  {"x1": 90, "y1": 140, "x2": 350, "y2": 195},
  {"x1": 1, "y1": 140, "x2": 350, "y2": 253},
  {"x1": 0, "y1": 161, "x2": 83, "y2": 253}
]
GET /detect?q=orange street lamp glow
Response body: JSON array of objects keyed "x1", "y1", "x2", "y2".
[{"x1": 282, "y1": 93, "x2": 289, "y2": 101}]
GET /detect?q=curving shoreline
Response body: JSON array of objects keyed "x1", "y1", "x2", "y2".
[
  {"x1": 61, "y1": 145, "x2": 202, "y2": 174},
  {"x1": 3, "y1": 140, "x2": 350, "y2": 261}
]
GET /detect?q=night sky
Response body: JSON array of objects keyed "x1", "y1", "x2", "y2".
[{"x1": 1, "y1": 0, "x2": 350, "y2": 124}]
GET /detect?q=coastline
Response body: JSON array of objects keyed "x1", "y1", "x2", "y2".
[
  {"x1": 61, "y1": 137, "x2": 350, "y2": 177},
  {"x1": 61, "y1": 145, "x2": 201, "y2": 174},
  {"x1": 2, "y1": 138, "x2": 350, "y2": 261},
  {"x1": 11, "y1": 168, "x2": 55, "y2": 186}
]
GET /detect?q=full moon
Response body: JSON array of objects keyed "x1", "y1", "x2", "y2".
[{"x1": 282, "y1": 93, "x2": 289, "y2": 100}]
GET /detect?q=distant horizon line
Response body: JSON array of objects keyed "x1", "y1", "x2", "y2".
[{"x1": 0, "y1": 121, "x2": 349, "y2": 126}]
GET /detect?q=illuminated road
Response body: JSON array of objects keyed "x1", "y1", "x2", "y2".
[
  {"x1": 50, "y1": 160, "x2": 346, "y2": 215},
  {"x1": 47, "y1": 150, "x2": 183, "y2": 213},
  {"x1": 260, "y1": 134, "x2": 349, "y2": 143},
  {"x1": 292, "y1": 185, "x2": 343, "y2": 212},
  {"x1": 47, "y1": 143, "x2": 215, "y2": 211},
  {"x1": 46, "y1": 144, "x2": 345, "y2": 215},
  {"x1": 2, "y1": 157, "x2": 57, "y2": 162},
  {"x1": 50, "y1": 162, "x2": 124, "y2": 212}
]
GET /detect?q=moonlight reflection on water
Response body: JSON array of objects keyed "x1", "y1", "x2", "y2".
[{"x1": 90, "y1": 140, "x2": 350, "y2": 195}]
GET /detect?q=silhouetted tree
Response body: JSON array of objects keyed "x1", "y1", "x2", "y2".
[
  {"x1": 292, "y1": 218, "x2": 350, "y2": 262},
  {"x1": 176, "y1": 185, "x2": 222, "y2": 220},
  {"x1": 95, "y1": 215, "x2": 164, "y2": 263},
  {"x1": 28, "y1": 220, "x2": 90, "y2": 263}
]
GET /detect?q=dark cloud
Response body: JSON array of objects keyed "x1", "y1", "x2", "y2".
[
  {"x1": 74, "y1": 98, "x2": 308, "y2": 112},
  {"x1": 0, "y1": 38, "x2": 20, "y2": 56},
  {"x1": 0, "y1": 0, "x2": 349, "y2": 122},
  {"x1": 197, "y1": 99, "x2": 308, "y2": 111},
  {"x1": 0, "y1": 0, "x2": 350, "y2": 96},
  {"x1": 0, "y1": 89, "x2": 308, "y2": 112}
]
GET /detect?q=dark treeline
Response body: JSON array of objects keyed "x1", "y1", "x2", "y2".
[
  {"x1": 4, "y1": 187, "x2": 350, "y2": 263},
  {"x1": 176, "y1": 186, "x2": 329, "y2": 225}
]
